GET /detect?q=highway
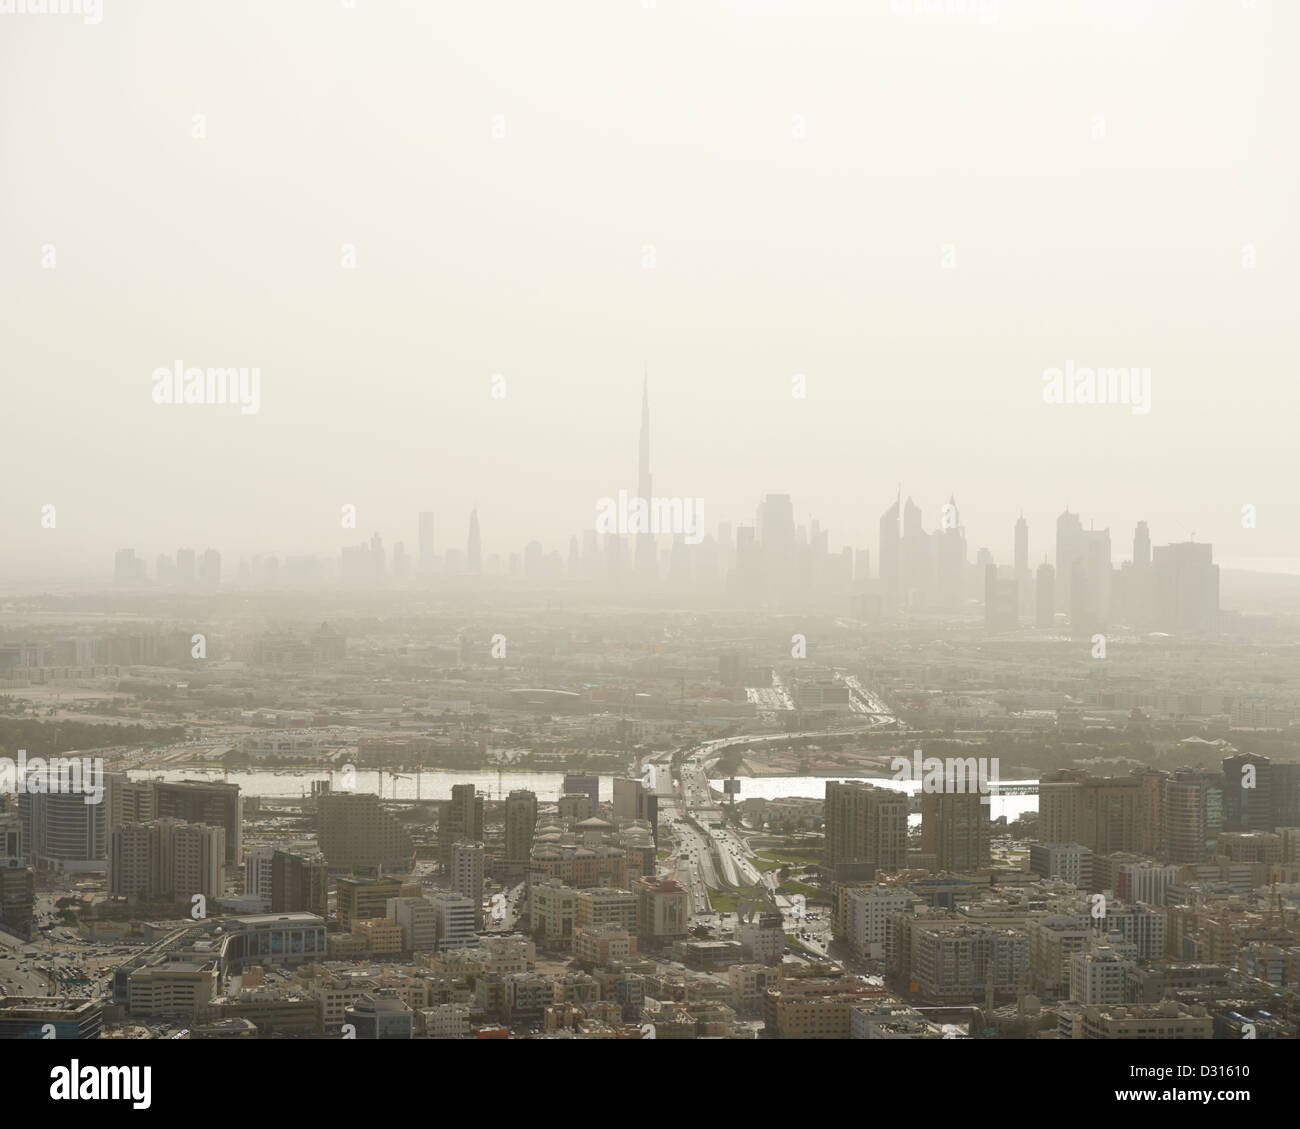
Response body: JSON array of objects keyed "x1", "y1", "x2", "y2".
[{"x1": 655, "y1": 689, "x2": 899, "y2": 942}]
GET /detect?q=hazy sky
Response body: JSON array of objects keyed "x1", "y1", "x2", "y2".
[{"x1": 3, "y1": 0, "x2": 1298, "y2": 580}]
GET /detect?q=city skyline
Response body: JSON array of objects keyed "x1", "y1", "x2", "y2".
[{"x1": 7, "y1": 376, "x2": 1292, "y2": 586}]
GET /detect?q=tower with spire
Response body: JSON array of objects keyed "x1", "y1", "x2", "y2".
[{"x1": 467, "y1": 507, "x2": 481, "y2": 574}]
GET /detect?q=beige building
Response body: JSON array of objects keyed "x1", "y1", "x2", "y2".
[
  {"x1": 352, "y1": 918, "x2": 405, "y2": 955},
  {"x1": 728, "y1": 963, "x2": 779, "y2": 1016},
  {"x1": 824, "y1": 782, "x2": 908, "y2": 878},
  {"x1": 317, "y1": 792, "x2": 414, "y2": 872},
  {"x1": 632, "y1": 876, "x2": 689, "y2": 945},
  {"x1": 1058, "y1": 1001, "x2": 1213, "y2": 1039},
  {"x1": 531, "y1": 881, "x2": 578, "y2": 943},
  {"x1": 1026, "y1": 914, "x2": 1093, "y2": 1000},
  {"x1": 127, "y1": 957, "x2": 219, "y2": 1018},
  {"x1": 575, "y1": 887, "x2": 638, "y2": 932},
  {"x1": 763, "y1": 978, "x2": 888, "y2": 1039},
  {"x1": 573, "y1": 923, "x2": 637, "y2": 966}
]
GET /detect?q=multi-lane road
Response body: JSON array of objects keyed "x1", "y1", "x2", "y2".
[{"x1": 657, "y1": 688, "x2": 899, "y2": 946}]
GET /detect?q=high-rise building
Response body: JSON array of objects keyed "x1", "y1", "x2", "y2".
[
  {"x1": 199, "y1": 548, "x2": 221, "y2": 587},
  {"x1": 562, "y1": 775, "x2": 600, "y2": 814},
  {"x1": 0, "y1": 862, "x2": 35, "y2": 938},
  {"x1": 317, "y1": 792, "x2": 414, "y2": 873},
  {"x1": 336, "y1": 875, "x2": 404, "y2": 931},
  {"x1": 921, "y1": 791, "x2": 991, "y2": 870},
  {"x1": 984, "y1": 563, "x2": 1018, "y2": 632},
  {"x1": 0, "y1": 813, "x2": 22, "y2": 862},
  {"x1": 1054, "y1": 509, "x2": 1084, "y2": 614},
  {"x1": 1028, "y1": 842, "x2": 1094, "y2": 889},
  {"x1": 1222, "y1": 753, "x2": 1272, "y2": 831},
  {"x1": 18, "y1": 791, "x2": 106, "y2": 871},
  {"x1": 466, "y1": 509, "x2": 482, "y2": 574},
  {"x1": 428, "y1": 890, "x2": 477, "y2": 950},
  {"x1": 176, "y1": 547, "x2": 196, "y2": 585},
  {"x1": 1035, "y1": 562, "x2": 1055, "y2": 627},
  {"x1": 418, "y1": 512, "x2": 435, "y2": 575},
  {"x1": 612, "y1": 778, "x2": 658, "y2": 841},
  {"x1": 387, "y1": 895, "x2": 439, "y2": 951},
  {"x1": 824, "y1": 782, "x2": 908, "y2": 880},
  {"x1": 504, "y1": 790, "x2": 537, "y2": 873},
  {"x1": 899, "y1": 496, "x2": 932, "y2": 608},
  {"x1": 1160, "y1": 770, "x2": 1222, "y2": 863},
  {"x1": 109, "y1": 821, "x2": 161, "y2": 903},
  {"x1": 635, "y1": 374, "x2": 656, "y2": 576},
  {"x1": 441, "y1": 784, "x2": 484, "y2": 869},
  {"x1": 108, "y1": 818, "x2": 224, "y2": 904},
  {"x1": 451, "y1": 841, "x2": 486, "y2": 927},
  {"x1": 113, "y1": 548, "x2": 145, "y2": 585},
  {"x1": 912, "y1": 923, "x2": 1029, "y2": 1005},
  {"x1": 757, "y1": 493, "x2": 796, "y2": 595},
  {"x1": 878, "y1": 492, "x2": 900, "y2": 610},
  {"x1": 1038, "y1": 774, "x2": 1144, "y2": 855},
  {"x1": 1071, "y1": 527, "x2": 1112, "y2": 635},
  {"x1": 632, "y1": 875, "x2": 689, "y2": 945},
  {"x1": 245, "y1": 845, "x2": 275, "y2": 901},
  {"x1": 935, "y1": 495, "x2": 966, "y2": 610},
  {"x1": 1133, "y1": 521, "x2": 1151, "y2": 569},
  {"x1": 1151, "y1": 541, "x2": 1219, "y2": 633},
  {"x1": 152, "y1": 780, "x2": 242, "y2": 867},
  {"x1": 106, "y1": 774, "x2": 156, "y2": 828},
  {"x1": 172, "y1": 822, "x2": 226, "y2": 901},
  {"x1": 1014, "y1": 513, "x2": 1032, "y2": 616},
  {"x1": 271, "y1": 849, "x2": 328, "y2": 916},
  {"x1": 845, "y1": 886, "x2": 916, "y2": 962}
]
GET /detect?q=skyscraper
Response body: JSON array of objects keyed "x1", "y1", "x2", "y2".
[
  {"x1": 936, "y1": 495, "x2": 966, "y2": 610},
  {"x1": 152, "y1": 780, "x2": 242, "y2": 866},
  {"x1": 200, "y1": 548, "x2": 221, "y2": 587},
  {"x1": 921, "y1": 791, "x2": 991, "y2": 870},
  {"x1": 758, "y1": 494, "x2": 796, "y2": 596},
  {"x1": 878, "y1": 492, "x2": 900, "y2": 610},
  {"x1": 504, "y1": 790, "x2": 538, "y2": 873},
  {"x1": 451, "y1": 841, "x2": 486, "y2": 928},
  {"x1": 984, "y1": 563, "x2": 1018, "y2": 632},
  {"x1": 1151, "y1": 541, "x2": 1219, "y2": 633},
  {"x1": 1133, "y1": 521, "x2": 1151, "y2": 569},
  {"x1": 466, "y1": 508, "x2": 481, "y2": 574},
  {"x1": 441, "y1": 784, "x2": 484, "y2": 869},
  {"x1": 1035, "y1": 562, "x2": 1056, "y2": 627},
  {"x1": 1071, "y1": 527, "x2": 1112, "y2": 635},
  {"x1": 1054, "y1": 510, "x2": 1083, "y2": 614},
  {"x1": 635, "y1": 373, "x2": 656, "y2": 576},
  {"x1": 1014, "y1": 513, "x2": 1032, "y2": 616},
  {"x1": 824, "y1": 781, "x2": 908, "y2": 880},
  {"x1": 899, "y1": 496, "x2": 932, "y2": 608},
  {"x1": 418, "y1": 512, "x2": 435, "y2": 575}
]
